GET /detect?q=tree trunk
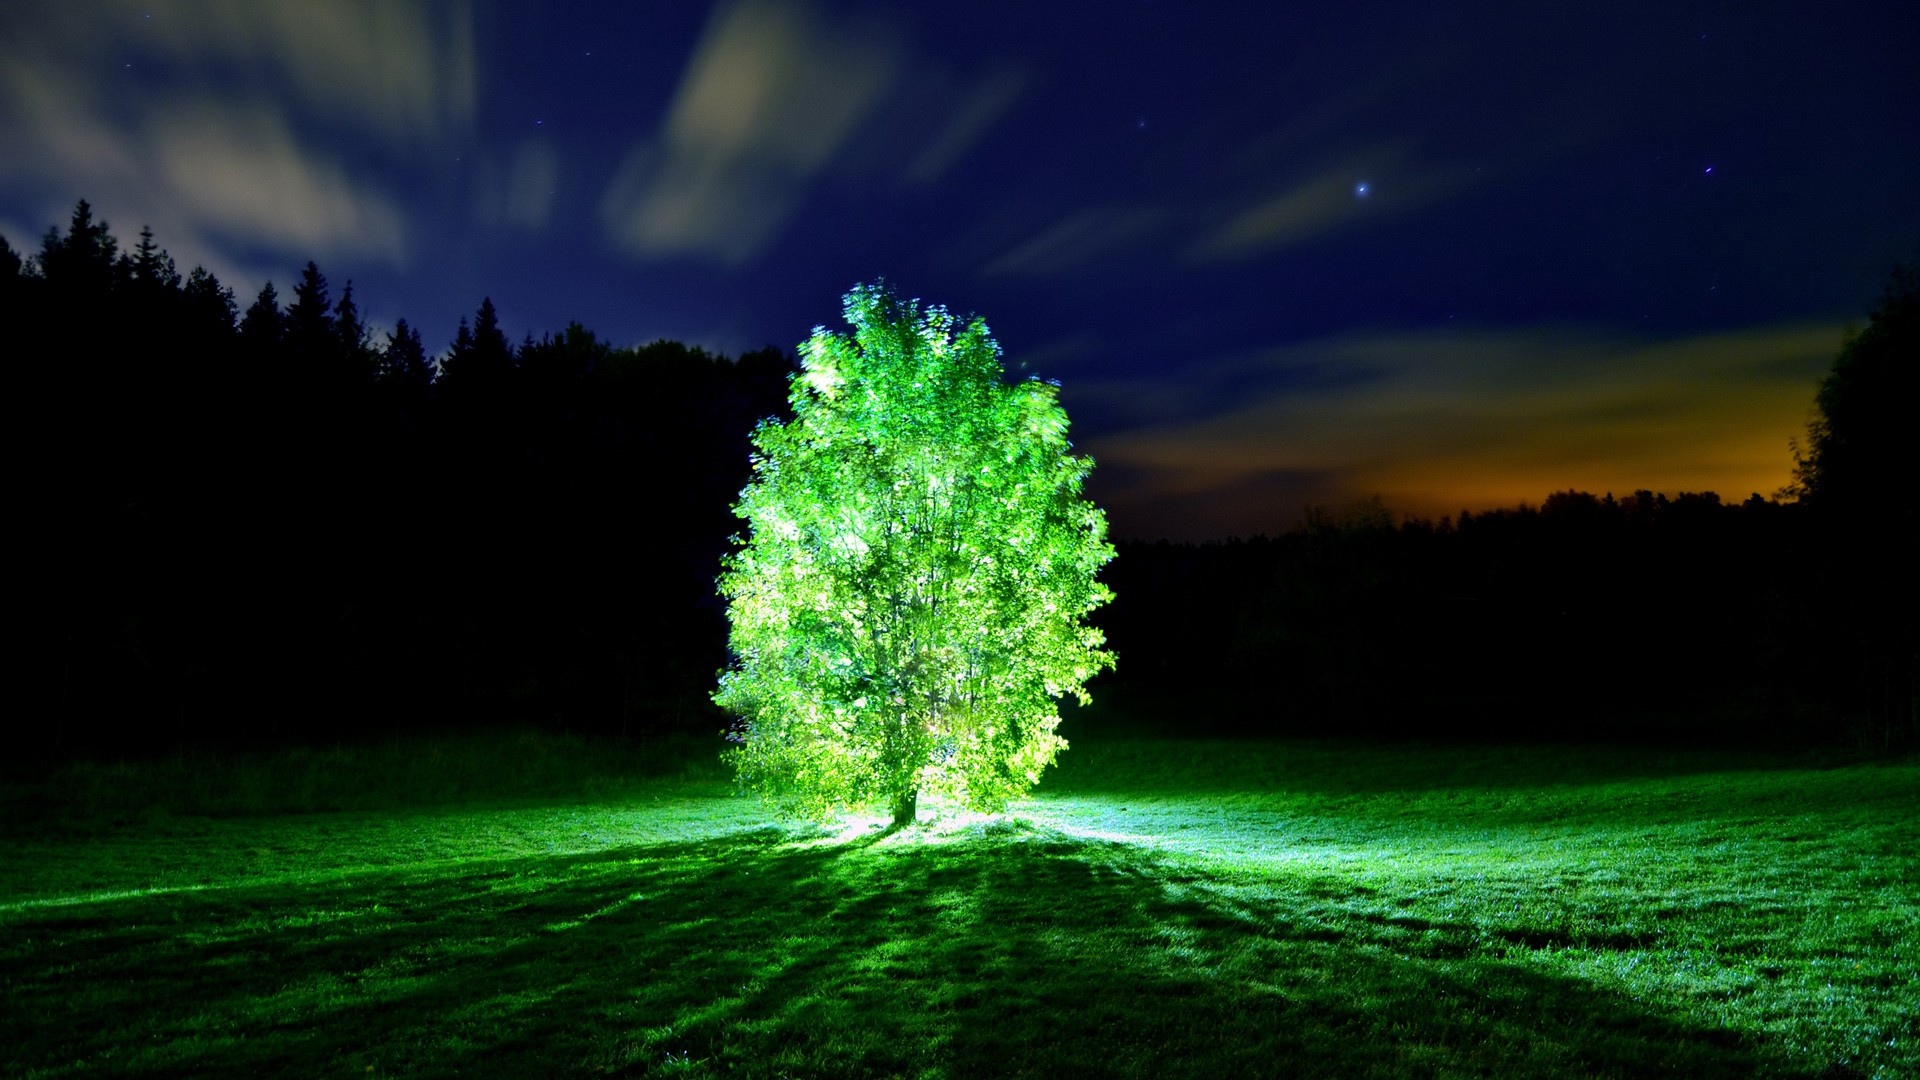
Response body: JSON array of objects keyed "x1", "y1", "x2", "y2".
[{"x1": 891, "y1": 788, "x2": 918, "y2": 828}]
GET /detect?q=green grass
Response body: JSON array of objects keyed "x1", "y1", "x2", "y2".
[{"x1": 2, "y1": 734, "x2": 1915, "y2": 1078}]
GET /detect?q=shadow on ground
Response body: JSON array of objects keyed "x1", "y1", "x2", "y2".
[{"x1": 4, "y1": 823, "x2": 1804, "y2": 1078}]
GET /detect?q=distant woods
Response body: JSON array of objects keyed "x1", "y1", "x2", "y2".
[
  {"x1": 1098, "y1": 490, "x2": 1908, "y2": 750},
  {"x1": 10, "y1": 202, "x2": 794, "y2": 758},
  {"x1": 6, "y1": 204, "x2": 1913, "y2": 758}
]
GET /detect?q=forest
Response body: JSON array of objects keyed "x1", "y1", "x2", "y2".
[{"x1": 6, "y1": 202, "x2": 1913, "y2": 761}]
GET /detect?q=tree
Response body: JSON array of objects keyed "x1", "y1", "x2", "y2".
[
  {"x1": 331, "y1": 281, "x2": 379, "y2": 384},
  {"x1": 1789, "y1": 262, "x2": 1918, "y2": 524},
  {"x1": 0, "y1": 234, "x2": 23, "y2": 311},
  {"x1": 39, "y1": 200, "x2": 117, "y2": 297},
  {"x1": 240, "y1": 281, "x2": 285, "y2": 349},
  {"x1": 129, "y1": 225, "x2": 180, "y2": 294},
  {"x1": 285, "y1": 261, "x2": 336, "y2": 368},
  {"x1": 1788, "y1": 263, "x2": 1918, "y2": 750},
  {"x1": 437, "y1": 296, "x2": 514, "y2": 393},
  {"x1": 182, "y1": 267, "x2": 237, "y2": 333},
  {"x1": 379, "y1": 318, "x2": 433, "y2": 391},
  {"x1": 715, "y1": 283, "x2": 1114, "y2": 825},
  {"x1": 442, "y1": 315, "x2": 473, "y2": 385}
]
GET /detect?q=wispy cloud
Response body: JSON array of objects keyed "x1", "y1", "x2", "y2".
[
  {"x1": 149, "y1": 101, "x2": 407, "y2": 262},
  {"x1": 476, "y1": 139, "x2": 561, "y2": 233},
  {"x1": 1080, "y1": 322, "x2": 1840, "y2": 538},
  {"x1": 904, "y1": 69, "x2": 1027, "y2": 185},
  {"x1": 1187, "y1": 145, "x2": 1480, "y2": 262},
  {"x1": 981, "y1": 205, "x2": 1171, "y2": 278},
  {"x1": 600, "y1": 0, "x2": 1029, "y2": 266},
  {"x1": 0, "y1": 58, "x2": 142, "y2": 191},
  {"x1": 599, "y1": 0, "x2": 899, "y2": 265},
  {"x1": 0, "y1": 0, "x2": 472, "y2": 275},
  {"x1": 974, "y1": 139, "x2": 1487, "y2": 278},
  {"x1": 133, "y1": 0, "x2": 476, "y2": 147}
]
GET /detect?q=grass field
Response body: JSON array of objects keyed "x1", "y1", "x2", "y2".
[{"x1": 2, "y1": 732, "x2": 1915, "y2": 1078}]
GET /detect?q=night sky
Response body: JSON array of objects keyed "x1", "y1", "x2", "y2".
[{"x1": 3, "y1": 1, "x2": 1915, "y2": 540}]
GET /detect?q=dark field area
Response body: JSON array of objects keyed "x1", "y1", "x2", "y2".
[{"x1": 4, "y1": 730, "x2": 1914, "y2": 1078}]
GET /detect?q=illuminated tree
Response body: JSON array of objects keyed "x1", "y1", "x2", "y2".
[{"x1": 716, "y1": 283, "x2": 1114, "y2": 825}]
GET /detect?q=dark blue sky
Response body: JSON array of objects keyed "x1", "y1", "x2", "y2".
[{"x1": 3, "y1": 1, "x2": 1915, "y2": 539}]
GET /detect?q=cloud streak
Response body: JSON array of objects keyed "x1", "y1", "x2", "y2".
[
  {"x1": 599, "y1": 0, "x2": 899, "y2": 265},
  {"x1": 904, "y1": 69, "x2": 1027, "y2": 185},
  {"x1": 1187, "y1": 145, "x2": 1480, "y2": 262},
  {"x1": 981, "y1": 205, "x2": 1171, "y2": 278},
  {"x1": 150, "y1": 102, "x2": 407, "y2": 262},
  {"x1": 600, "y1": 0, "x2": 1029, "y2": 266},
  {"x1": 474, "y1": 140, "x2": 562, "y2": 234},
  {"x1": 131, "y1": 0, "x2": 477, "y2": 147},
  {"x1": 973, "y1": 141, "x2": 1487, "y2": 278},
  {"x1": 1079, "y1": 322, "x2": 1840, "y2": 539},
  {"x1": 0, "y1": 0, "x2": 473, "y2": 275}
]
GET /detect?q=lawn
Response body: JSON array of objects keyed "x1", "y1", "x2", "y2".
[{"x1": 2, "y1": 734, "x2": 1915, "y2": 1078}]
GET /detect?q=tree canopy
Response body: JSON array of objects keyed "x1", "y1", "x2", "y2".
[
  {"x1": 1790, "y1": 262, "x2": 1918, "y2": 526},
  {"x1": 1788, "y1": 262, "x2": 1918, "y2": 750},
  {"x1": 715, "y1": 284, "x2": 1114, "y2": 824}
]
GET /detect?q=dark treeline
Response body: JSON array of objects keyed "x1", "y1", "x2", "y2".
[
  {"x1": 1092, "y1": 493, "x2": 1837, "y2": 744},
  {"x1": 10, "y1": 203, "x2": 794, "y2": 760},
  {"x1": 1094, "y1": 397, "x2": 1915, "y2": 752},
  {"x1": 7, "y1": 204, "x2": 1912, "y2": 760}
]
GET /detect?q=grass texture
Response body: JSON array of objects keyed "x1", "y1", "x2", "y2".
[{"x1": 2, "y1": 734, "x2": 1915, "y2": 1078}]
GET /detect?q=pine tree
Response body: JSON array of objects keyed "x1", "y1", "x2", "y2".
[
  {"x1": 471, "y1": 296, "x2": 515, "y2": 378},
  {"x1": 0, "y1": 235, "x2": 21, "y2": 305},
  {"x1": 182, "y1": 268, "x2": 238, "y2": 335},
  {"x1": 437, "y1": 296, "x2": 515, "y2": 393},
  {"x1": 379, "y1": 318, "x2": 433, "y2": 390},
  {"x1": 441, "y1": 316, "x2": 474, "y2": 387},
  {"x1": 41, "y1": 200, "x2": 118, "y2": 294},
  {"x1": 332, "y1": 281, "x2": 376, "y2": 384},
  {"x1": 240, "y1": 281, "x2": 285, "y2": 349},
  {"x1": 286, "y1": 262, "x2": 335, "y2": 353},
  {"x1": 131, "y1": 225, "x2": 180, "y2": 293}
]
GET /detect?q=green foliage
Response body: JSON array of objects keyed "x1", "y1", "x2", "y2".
[{"x1": 716, "y1": 283, "x2": 1114, "y2": 820}]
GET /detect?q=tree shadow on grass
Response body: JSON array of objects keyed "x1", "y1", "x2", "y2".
[{"x1": 3, "y1": 823, "x2": 1817, "y2": 1078}]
